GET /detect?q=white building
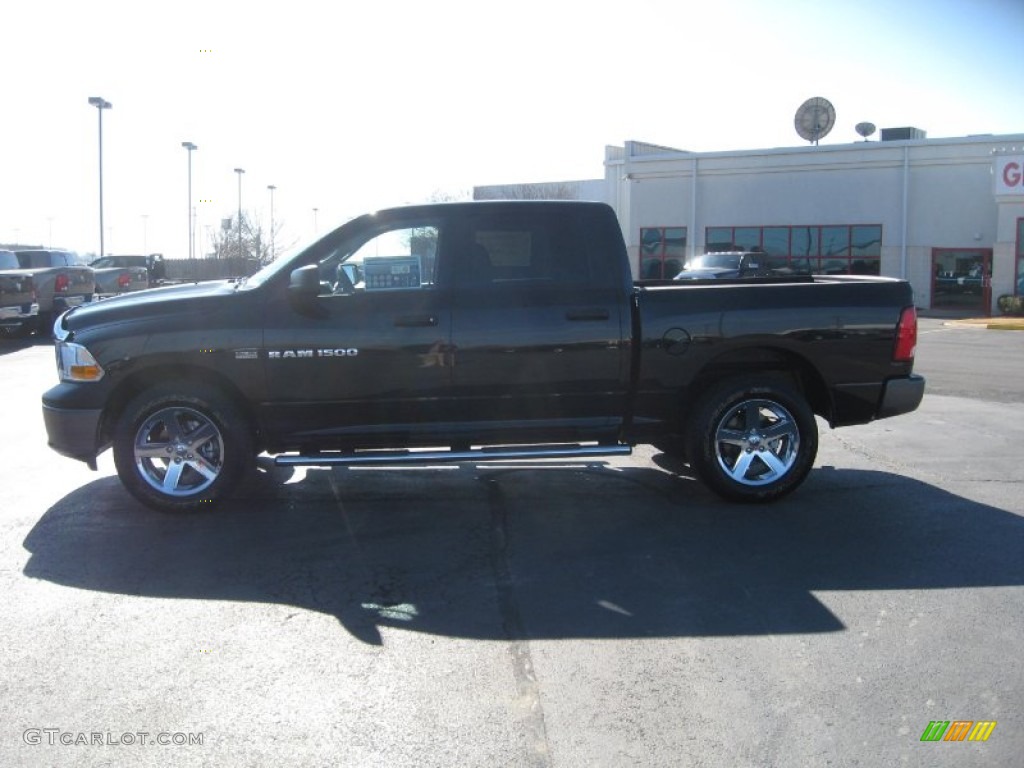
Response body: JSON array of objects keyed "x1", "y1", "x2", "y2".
[{"x1": 478, "y1": 131, "x2": 1024, "y2": 315}]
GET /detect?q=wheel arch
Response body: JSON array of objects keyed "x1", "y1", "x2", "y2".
[
  {"x1": 682, "y1": 345, "x2": 833, "y2": 428},
  {"x1": 98, "y1": 364, "x2": 262, "y2": 451}
]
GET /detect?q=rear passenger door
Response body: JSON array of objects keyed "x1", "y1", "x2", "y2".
[{"x1": 450, "y1": 205, "x2": 630, "y2": 440}]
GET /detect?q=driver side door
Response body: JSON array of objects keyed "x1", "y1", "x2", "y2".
[{"x1": 260, "y1": 216, "x2": 455, "y2": 448}]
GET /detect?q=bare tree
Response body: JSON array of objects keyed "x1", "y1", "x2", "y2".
[
  {"x1": 473, "y1": 181, "x2": 580, "y2": 200},
  {"x1": 210, "y1": 213, "x2": 294, "y2": 265},
  {"x1": 428, "y1": 188, "x2": 472, "y2": 203}
]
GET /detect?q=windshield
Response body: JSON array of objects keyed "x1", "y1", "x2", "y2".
[
  {"x1": 90, "y1": 257, "x2": 117, "y2": 268},
  {"x1": 237, "y1": 232, "x2": 328, "y2": 290},
  {"x1": 238, "y1": 213, "x2": 374, "y2": 290},
  {"x1": 15, "y1": 251, "x2": 49, "y2": 268},
  {"x1": 0, "y1": 251, "x2": 17, "y2": 269},
  {"x1": 687, "y1": 253, "x2": 742, "y2": 270}
]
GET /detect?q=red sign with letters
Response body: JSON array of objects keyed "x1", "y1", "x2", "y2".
[{"x1": 995, "y1": 156, "x2": 1024, "y2": 195}]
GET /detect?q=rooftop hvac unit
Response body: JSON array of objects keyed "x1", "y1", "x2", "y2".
[{"x1": 880, "y1": 127, "x2": 927, "y2": 141}]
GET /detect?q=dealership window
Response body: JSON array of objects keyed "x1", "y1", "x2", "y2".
[
  {"x1": 704, "y1": 225, "x2": 881, "y2": 275},
  {"x1": 640, "y1": 227, "x2": 686, "y2": 278}
]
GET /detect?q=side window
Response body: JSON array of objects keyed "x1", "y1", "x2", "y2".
[
  {"x1": 468, "y1": 211, "x2": 591, "y2": 286},
  {"x1": 318, "y1": 224, "x2": 440, "y2": 296}
]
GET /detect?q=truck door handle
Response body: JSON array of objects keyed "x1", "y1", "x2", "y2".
[
  {"x1": 394, "y1": 314, "x2": 438, "y2": 327},
  {"x1": 566, "y1": 308, "x2": 610, "y2": 322}
]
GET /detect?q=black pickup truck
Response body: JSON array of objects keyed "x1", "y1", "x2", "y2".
[{"x1": 42, "y1": 201, "x2": 924, "y2": 512}]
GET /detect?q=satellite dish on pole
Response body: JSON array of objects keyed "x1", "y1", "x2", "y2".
[
  {"x1": 855, "y1": 121, "x2": 877, "y2": 141},
  {"x1": 794, "y1": 97, "x2": 836, "y2": 145}
]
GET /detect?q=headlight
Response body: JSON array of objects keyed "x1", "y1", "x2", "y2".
[{"x1": 56, "y1": 342, "x2": 105, "y2": 382}]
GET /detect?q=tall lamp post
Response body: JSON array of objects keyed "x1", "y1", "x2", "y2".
[
  {"x1": 87, "y1": 96, "x2": 112, "y2": 257},
  {"x1": 181, "y1": 142, "x2": 197, "y2": 260},
  {"x1": 313, "y1": 206, "x2": 318, "y2": 235},
  {"x1": 267, "y1": 185, "x2": 276, "y2": 261},
  {"x1": 234, "y1": 168, "x2": 245, "y2": 259}
]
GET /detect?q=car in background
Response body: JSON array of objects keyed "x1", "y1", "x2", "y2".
[
  {"x1": 674, "y1": 251, "x2": 772, "y2": 280},
  {"x1": 0, "y1": 249, "x2": 39, "y2": 337},
  {"x1": 89, "y1": 254, "x2": 167, "y2": 280},
  {"x1": 89, "y1": 256, "x2": 152, "y2": 298},
  {"x1": 7, "y1": 250, "x2": 94, "y2": 333}
]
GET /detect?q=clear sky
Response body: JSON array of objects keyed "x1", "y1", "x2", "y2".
[{"x1": 2, "y1": 0, "x2": 1023, "y2": 259}]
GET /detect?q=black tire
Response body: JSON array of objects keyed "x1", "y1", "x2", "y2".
[
  {"x1": 684, "y1": 375, "x2": 817, "y2": 503},
  {"x1": 113, "y1": 384, "x2": 254, "y2": 513}
]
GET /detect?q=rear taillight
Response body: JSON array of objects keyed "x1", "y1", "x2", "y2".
[
  {"x1": 894, "y1": 306, "x2": 917, "y2": 362},
  {"x1": 54, "y1": 274, "x2": 70, "y2": 293},
  {"x1": 117, "y1": 272, "x2": 132, "y2": 288}
]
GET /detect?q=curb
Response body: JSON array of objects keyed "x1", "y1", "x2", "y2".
[{"x1": 945, "y1": 319, "x2": 1024, "y2": 331}]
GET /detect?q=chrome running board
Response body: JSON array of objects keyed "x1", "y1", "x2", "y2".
[{"x1": 274, "y1": 442, "x2": 631, "y2": 467}]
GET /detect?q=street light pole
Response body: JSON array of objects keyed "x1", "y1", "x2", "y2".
[
  {"x1": 182, "y1": 142, "x2": 197, "y2": 260},
  {"x1": 234, "y1": 168, "x2": 245, "y2": 259},
  {"x1": 87, "y1": 96, "x2": 112, "y2": 258},
  {"x1": 267, "y1": 185, "x2": 276, "y2": 261},
  {"x1": 313, "y1": 207, "x2": 318, "y2": 235}
]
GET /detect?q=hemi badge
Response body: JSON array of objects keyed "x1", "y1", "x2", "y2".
[{"x1": 234, "y1": 348, "x2": 259, "y2": 360}]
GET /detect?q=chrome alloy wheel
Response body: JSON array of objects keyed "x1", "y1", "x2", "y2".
[
  {"x1": 713, "y1": 398, "x2": 800, "y2": 486},
  {"x1": 133, "y1": 406, "x2": 225, "y2": 496}
]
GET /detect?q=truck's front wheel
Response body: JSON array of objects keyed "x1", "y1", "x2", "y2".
[
  {"x1": 113, "y1": 384, "x2": 254, "y2": 513},
  {"x1": 685, "y1": 376, "x2": 817, "y2": 503}
]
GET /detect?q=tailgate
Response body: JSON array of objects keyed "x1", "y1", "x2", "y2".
[
  {"x1": 94, "y1": 267, "x2": 148, "y2": 294},
  {"x1": 64, "y1": 267, "x2": 96, "y2": 296},
  {"x1": 125, "y1": 267, "x2": 149, "y2": 291},
  {"x1": 0, "y1": 273, "x2": 35, "y2": 308}
]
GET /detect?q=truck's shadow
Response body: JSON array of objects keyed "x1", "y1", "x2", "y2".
[
  {"x1": 0, "y1": 330, "x2": 49, "y2": 354},
  {"x1": 22, "y1": 460, "x2": 1024, "y2": 645}
]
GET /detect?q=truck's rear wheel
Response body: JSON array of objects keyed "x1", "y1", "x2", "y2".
[
  {"x1": 113, "y1": 384, "x2": 254, "y2": 513},
  {"x1": 685, "y1": 376, "x2": 817, "y2": 503}
]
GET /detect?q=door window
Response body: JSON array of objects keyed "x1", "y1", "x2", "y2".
[
  {"x1": 932, "y1": 249, "x2": 991, "y2": 310},
  {"x1": 316, "y1": 224, "x2": 440, "y2": 295}
]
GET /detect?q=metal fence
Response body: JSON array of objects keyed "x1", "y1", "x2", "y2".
[{"x1": 163, "y1": 257, "x2": 260, "y2": 282}]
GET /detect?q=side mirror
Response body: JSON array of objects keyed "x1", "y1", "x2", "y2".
[
  {"x1": 288, "y1": 265, "x2": 326, "y2": 315},
  {"x1": 289, "y1": 264, "x2": 320, "y2": 296}
]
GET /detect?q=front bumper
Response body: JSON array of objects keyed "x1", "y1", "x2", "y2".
[
  {"x1": 877, "y1": 374, "x2": 926, "y2": 419},
  {"x1": 42, "y1": 403, "x2": 104, "y2": 469}
]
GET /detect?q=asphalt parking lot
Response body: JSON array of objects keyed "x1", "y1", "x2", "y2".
[{"x1": 2, "y1": 318, "x2": 1022, "y2": 767}]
